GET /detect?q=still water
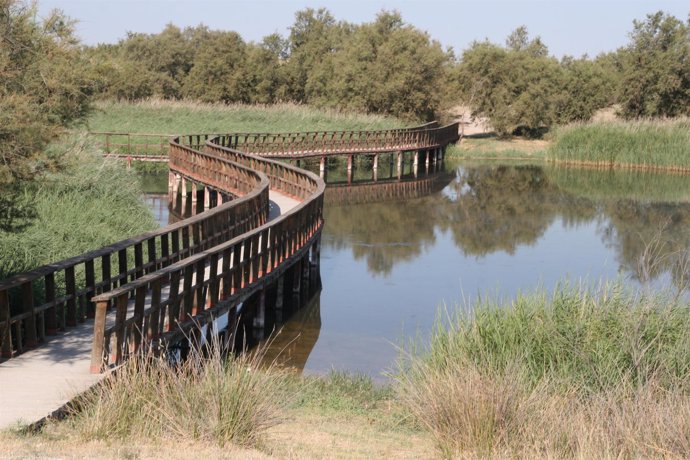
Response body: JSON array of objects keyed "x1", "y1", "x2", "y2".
[{"x1": 141, "y1": 162, "x2": 690, "y2": 377}]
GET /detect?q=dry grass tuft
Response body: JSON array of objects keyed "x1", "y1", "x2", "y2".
[{"x1": 62, "y1": 339, "x2": 288, "y2": 448}]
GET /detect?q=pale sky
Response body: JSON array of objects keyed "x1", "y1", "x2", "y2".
[{"x1": 38, "y1": 0, "x2": 689, "y2": 58}]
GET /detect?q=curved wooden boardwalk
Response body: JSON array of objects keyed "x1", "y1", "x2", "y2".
[{"x1": 0, "y1": 122, "x2": 459, "y2": 429}]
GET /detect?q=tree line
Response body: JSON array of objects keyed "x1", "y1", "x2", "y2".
[
  {"x1": 86, "y1": 8, "x2": 689, "y2": 136},
  {"x1": 1, "y1": 0, "x2": 689, "y2": 190}
]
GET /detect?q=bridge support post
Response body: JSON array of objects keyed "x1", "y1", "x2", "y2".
[
  {"x1": 319, "y1": 156, "x2": 327, "y2": 180},
  {"x1": 372, "y1": 154, "x2": 379, "y2": 181},
  {"x1": 253, "y1": 289, "x2": 266, "y2": 331},
  {"x1": 203, "y1": 186, "x2": 211, "y2": 211},
  {"x1": 171, "y1": 174, "x2": 180, "y2": 206},
  {"x1": 413, "y1": 151, "x2": 419, "y2": 178},
  {"x1": 425, "y1": 150, "x2": 430, "y2": 174},
  {"x1": 396, "y1": 151, "x2": 402, "y2": 180},
  {"x1": 347, "y1": 155, "x2": 353, "y2": 184},
  {"x1": 190, "y1": 182, "x2": 198, "y2": 215},
  {"x1": 274, "y1": 276, "x2": 285, "y2": 324}
]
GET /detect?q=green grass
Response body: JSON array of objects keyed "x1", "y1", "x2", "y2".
[
  {"x1": 394, "y1": 283, "x2": 690, "y2": 458},
  {"x1": 547, "y1": 119, "x2": 690, "y2": 171},
  {"x1": 86, "y1": 99, "x2": 404, "y2": 135},
  {"x1": 0, "y1": 135, "x2": 156, "y2": 279}
]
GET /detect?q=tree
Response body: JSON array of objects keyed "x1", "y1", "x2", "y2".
[
  {"x1": 0, "y1": 0, "x2": 92, "y2": 186},
  {"x1": 313, "y1": 11, "x2": 452, "y2": 120},
  {"x1": 455, "y1": 30, "x2": 567, "y2": 136},
  {"x1": 182, "y1": 31, "x2": 249, "y2": 103},
  {"x1": 282, "y1": 8, "x2": 347, "y2": 102},
  {"x1": 618, "y1": 11, "x2": 690, "y2": 118},
  {"x1": 455, "y1": 26, "x2": 621, "y2": 136}
]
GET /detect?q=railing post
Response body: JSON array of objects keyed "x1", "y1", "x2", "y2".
[
  {"x1": 90, "y1": 300, "x2": 109, "y2": 373},
  {"x1": 0, "y1": 290, "x2": 12, "y2": 359}
]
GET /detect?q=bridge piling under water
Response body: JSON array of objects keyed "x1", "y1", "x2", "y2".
[{"x1": 0, "y1": 121, "x2": 459, "y2": 429}]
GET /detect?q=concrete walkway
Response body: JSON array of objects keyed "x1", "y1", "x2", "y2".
[{"x1": 0, "y1": 190, "x2": 300, "y2": 430}]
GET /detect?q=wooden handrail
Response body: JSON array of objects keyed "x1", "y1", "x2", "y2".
[{"x1": 89, "y1": 136, "x2": 324, "y2": 370}]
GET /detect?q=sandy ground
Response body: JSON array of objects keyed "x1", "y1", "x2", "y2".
[
  {"x1": 0, "y1": 411, "x2": 435, "y2": 460},
  {"x1": 448, "y1": 104, "x2": 492, "y2": 136}
]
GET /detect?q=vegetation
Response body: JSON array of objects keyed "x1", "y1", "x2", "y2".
[
  {"x1": 86, "y1": 99, "x2": 403, "y2": 134},
  {"x1": 64, "y1": 342, "x2": 286, "y2": 447},
  {"x1": 0, "y1": 137, "x2": 156, "y2": 279},
  {"x1": 5, "y1": 283, "x2": 689, "y2": 459},
  {"x1": 85, "y1": 10, "x2": 451, "y2": 121},
  {"x1": 618, "y1": 12, "x2": 690, "y2": 119},
  {"x1": 547, "y1": 118, "x2": 690, "y2": 170},
  {"x1": 453, "y1": 27, "x2": 617, "y2": 137},
  {"x1": 454, "y1": 12, "x2": 689, "y2": 136},
  {"x1": 395, "y1": 283, "x2": 690, "y2": 458},
  {"x1": 0, "y1": 0, "x2": 92, "y2": 187}
]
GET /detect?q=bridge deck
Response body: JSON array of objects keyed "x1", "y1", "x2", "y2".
[{"x1": 0, "y1": 190, "x2": 299, "y2": 430}]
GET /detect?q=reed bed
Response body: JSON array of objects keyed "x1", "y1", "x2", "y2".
[
  {"x1": 394, "y1": 283, "x2": 690, "y2": 458},
  {"x1": 87, "y1": 99, "x2": 403, "y2": 135},
  {"x1": 547, "y1": 119, "x2": 690, "y2": 172},
  {"x1": 0, "y1": 135, "x2": 156, "y2": 280}
]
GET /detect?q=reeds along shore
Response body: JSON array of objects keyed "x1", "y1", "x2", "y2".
[
  {"x1": 547, "y1": 119, "x2": 690, "y2": 172},
  {"x1": 394, "y1": 283, "x2": 690, "y2": 458}
]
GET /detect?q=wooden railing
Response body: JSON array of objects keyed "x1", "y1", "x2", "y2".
[
  {"x1": 89, "y1": 137, "x2": 324, "y2": 371},
  {"x1": 214, "y1": 122, "x2": 460, "y2": 158},
  {"x1": 0, "y1": 150, "x2": 269, "y2": 359},
  {"x1": 89, "y1": 122, "x2": 457, "y2": 159}
]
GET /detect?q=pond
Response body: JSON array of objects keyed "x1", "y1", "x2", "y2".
[{"x1": 140, "y1": 161, "x2": 690, "y2": 378}]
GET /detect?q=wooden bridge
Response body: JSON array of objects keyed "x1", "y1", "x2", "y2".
[{"x1": 0, "y1": 121, "x2": 459, "y2": 428}]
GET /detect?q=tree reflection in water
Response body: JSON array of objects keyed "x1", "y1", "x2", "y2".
[{"x1": 323, "y1": 162, "x2": 690, "y2": 292}]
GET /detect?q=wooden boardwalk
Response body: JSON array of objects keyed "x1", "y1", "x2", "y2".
[
  {"x1": 0, "y1": 123, "x2": 458, "y2": 431},
  {"x1": 0, "y1": 191, "x2": 299, "y2": 430}
]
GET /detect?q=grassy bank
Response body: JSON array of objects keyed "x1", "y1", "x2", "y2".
[
  {"x1": 395, "y1": 283, "x2": 690, "y2": 458},
  {"x1": 547, "y1": 119, "x2": 690, "y2": 171},
  {"x1": 0, "y1": 136, "x2": 156, "y2": 279},
  {"x1": 87, "y1": 99, "x2": 403, "y2": 134},
  {"x1": 4, "y1": 283, "x2": 689, "y2": 459},
  {"x1": 3, "y1": 356, "x2": 430, "y2": 459}
]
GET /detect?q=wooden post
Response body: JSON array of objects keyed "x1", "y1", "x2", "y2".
[
  {"x1": 45, "y1": 273, "x2": 57, "y2": 335},
  {"x1": 204, "y1": 186, "x2": 211, "y2": 211},
  {"x1": 373, "y1": 154, "x2": 379, "y2": 182},
  {"x1": 425, "y1": 150, "x2": 430, "y2": 173},
  {"x1": 0, "y1": 290, "x2": 12, "y2": 359},
  {"x1": 90, "y1": 300, "x2": 109, "y2": 373},
  {"x1": 65, "y1": 266, "x2": 77, "y2": 327},
  {"x1": 319, "y1": 156, "x2": 326, "y2": 179},
  {"x1": 253, "y1": 289, "x2": 266, "y2": 330},
  {"x1": 347, "y1": 154, "x2": 353, "y2": 184},
  {"x1": 113, "y1": 294, "x2": 128, "y2": 365},
  {"x1": 413, "y1": 151, "x2": 419, "y2": 178},
  {"x1": 189, "y1": 182, "x2": 197, "y2": 216},
  {"x1": 396, "y1": 151, "x2": 402, "y2": 180}
]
